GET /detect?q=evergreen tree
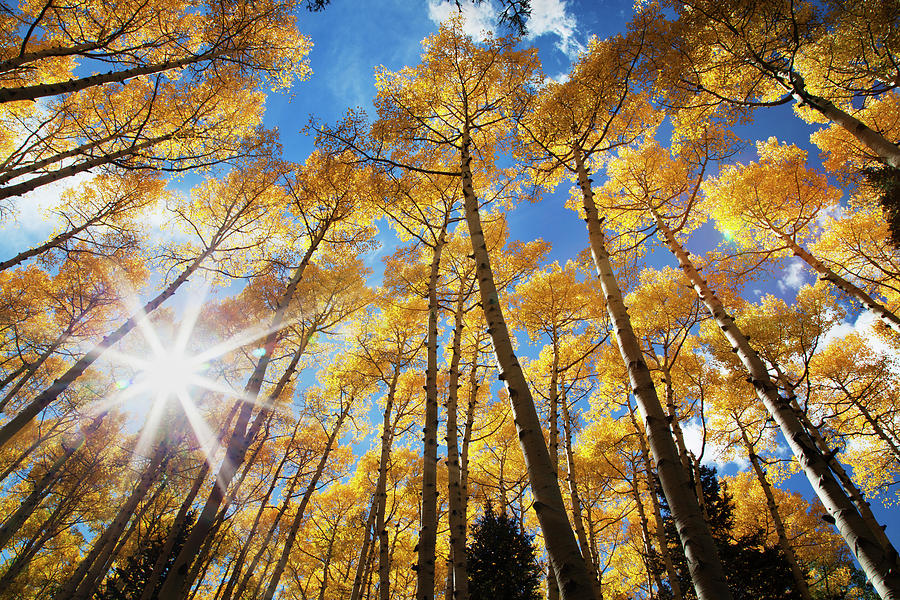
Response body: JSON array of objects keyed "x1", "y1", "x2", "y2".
[
  {"x1": 93, "y1": 512, "x2": 195, "y2": 600},
  {"x1": 653, "y1": 466, "x2": 802, "y2": 600},
  {"x1": 467, "y1": 505, "x2": 542, "y2": 600},
  {"x1": 862, "y1": 164, "x2": 900, "y2": 248}
]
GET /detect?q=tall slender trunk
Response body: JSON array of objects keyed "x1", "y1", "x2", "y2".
[
  {"x1": 218, "y1": 418, "x2": 301, "y2": 600},
  {"x1": 842, "y1": 393, "x2": 900, "y2": 464},
  {"x1": 788, "y1": 77, "x2": 900, "y2": 170},
  {"x1": 260, "y1": 404, "x2": 350, "y2": 600},
  {"x1": 317, "y1": 527, "x2": 338, "y2": 600},
  {"x1": 417, "y1": 226, "x2": 447, "y2": 600},
  {"x1": 0, "y1": 323, "x2": 76, "y2": 412},
  {"x1": 157, "y1": 229, "x2": 326, "y2": 599},
  {"x1": 653, "y1": 212, "x2": 900, "y2": 599},
  {"x1": 736, "y1": 419, "x2": 813, "y2": 600},
  {"x1": 659, "y1": 363, "x2": 708, "y2": 521},
  {"x1": 560, "y1": 395, "x2": 602, "y2": 600},
  {"x1": 0, "y1": 212, "x2": 103, "y2": 272},
  {"x1": 139, "y1": 401, "x2": 241, "y2": 600},
  {"x1": 376, "y1": 371, "x2": 401, "y2": 600},
  {"x1": 350, "y1": 495, "x2": 378, "y2": 600},
  {"x1": 461, "y1": 129, "x2": 595, "y2": 600},
  {"x1": 629, "y1": 456, "x2": 664, "y2": 596},
  {"x1": 0, "y1": 413, "x2": 105, "y2": 550},
  {"x1": 446, "y1": 277, "x2": 469, "y2": 600},
  {"x1": 56, "y1": 442, "x2": 168, "y2": 600},
  {"x1": 547, "y1": 337, "x2": 561, "y2": 600},
  {"x1": 0, "y1": 134, "x2": 173, "y2": 202},
  {"x1": 232, "y1": 447, "x2": 307, "y2": 600},
  {"x1": 629, "y1": 402, "x2": 681, "y2": 600},
  {"x1": 573, "y1": 150, "x2": 732, "y2": 600},
  {"x1": 789, "y1": 395, "x2": 895, "y2": 552},
  {"x1": 0, "y1": 131, "x2": 123, "y2": 186},
  {"x1": 0, "y1": 50, "x2": 227, "y2": 104},
  {"x1": 0, "y1": 243, "x2": 215, "y2": 451},
  {"x1": 778, "y1": 232, "x2": 900, "y2": 333},
  {"x1": 0, "y1": 492, "x2": 77, "y2": 594}
]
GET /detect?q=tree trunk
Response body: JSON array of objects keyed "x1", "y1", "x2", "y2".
[
  {"x1": 219, "y1": 418, "x2": 302, "y2": 600},
  {"x1": 561, "y1": 395, "x2": 603, "y2": 600},
  {"x1": 0, "y1": 242, "x2": 215, "y2": 451},
  {"x1": 55, "y1": 442, "x2": 168, "y2": 600},
  {"x1": 0, "y1": 134, "x2": 173, "y2": 202},
  {"x1": 461, "y1": 129, "x2": 596, "y2": 600},
  {"x1": 654, "y1": 211, "x2": 900, "y2": 599},
  {"x1": 789, "y1": 77, "x2": 900, "y2": 170},
  {"x1": 260, "y1": 403, "x2": 350, "y2": 600},
  {"x1": 736, "y1": 419, "x2": 813, "y2": 600},
  {"x1": 779, "y1": 232, "x2": 900, "y2": 333},
  {"x1": 0, "y1": 323, "x2": 76, "y2": 412},
  {"x1": 417, "y1": 226, "x2": 447, "y2": 600},
  {"x1": 790, "y1": 395, "x2": 895, "y2": 552},
  {"x1": 350, "y1": 494, "x2": 378, "y2": 600},
  {"x1": 446, "y1": 278, "x2": 469, "y2": 600},
  {"x1": 139, "y1": 401, "x2": 241, "y2": 600},
  {"x1": 628, "y1": 402, "x2": 682, "y2": 600},
  {"x1": 573, "y1": 150, "x2": 732, "y2": 600},
  {"x1": 0, "y1": 413, "x2": 105, "y2": 550},
  {"x1": 376, "y1": 372, "x2": 401, "y2": 600},
  {"x1": 547, "y1": 337, "x2": 561, "y2": 600},
  {"x1": 157, "y1": 229, "x2": 325, "y2": 598},
  {"x1": 0, "y1": 50, "x2": 225, "y2": 104}
]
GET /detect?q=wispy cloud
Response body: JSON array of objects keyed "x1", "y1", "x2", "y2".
[
  {"x1": 426, "y1": 0, "x2": 585, "y2": 58},
  {"x1": 682, "y1": 419, "x2": 750, "y2": 472},
  {"x1": 777, "y1": 259, "x2": 807, "y2": 293},
  {"x1": 0, "y1": 174, "x2": 92, "y2": 262},
  {"x1": 426, "y1": 0, "x2": 499, "y2": 40},
  {"x1": 525, "y1": 0, "x2": 584, "y2": 58}
]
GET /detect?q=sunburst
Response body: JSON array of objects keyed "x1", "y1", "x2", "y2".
[{"x1": 90, "y1": 277, "x2": 298, "y2": 465}]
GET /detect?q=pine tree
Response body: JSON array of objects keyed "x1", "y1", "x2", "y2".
[
  {"x1": 466, "y1": 505, "x2": 542, "y2": 600},
  {"x1": 653, "y1": 467, "x2": 802, "y2": 600},
  {"x1": 93, "y1": 512, "x2": 195, "y2": 600}
]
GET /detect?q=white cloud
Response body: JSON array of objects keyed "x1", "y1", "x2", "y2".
[
  {"x1": 426, "y1": 0, "x2": 585, "y2": 58},
  {"x1": 525, "y1": 0, "x2": 584, "y2": 58},
  {"x1": 427, "y1": 0, "x2": 499, "y2": 40},
  {"x1": 0, "y1": 174, "x2": 93, "y2": 263},
  {"x1": 682, "y1": 419, "x2": 750, "y2": 472},
  {"x1": 821, "y1": 309, "x2": 897, "y2": 360},
  {"x1": 777, "y1": 258, "x2": 807, "y2": 293}
]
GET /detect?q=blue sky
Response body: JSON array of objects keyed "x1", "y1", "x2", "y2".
[{"x1": 1, "y1": 0, "x2": 896, "y2": 556}]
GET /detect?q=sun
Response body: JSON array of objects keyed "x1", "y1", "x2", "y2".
[
  {"x1": 96, "y1": 278, "x2": 294, "y2": 462},
  {"x1": 134, "y1": 348, "x2": 208, "y2": 401}
]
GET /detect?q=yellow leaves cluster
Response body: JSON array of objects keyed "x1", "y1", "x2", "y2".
[{"x1": 702, "y1": 137, "x2": 842, "y2": 254}]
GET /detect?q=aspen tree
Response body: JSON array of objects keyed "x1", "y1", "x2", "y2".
[
  {"x1": 599, "y1": 137, "x2": 900, "y2": 598},
  {"x1": 321, "y1": 20, "x2": 596, "y2": 599}
]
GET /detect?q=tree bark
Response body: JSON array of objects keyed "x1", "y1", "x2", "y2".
[
  {"x1": 417, "y1": 226, "x2": 446, "y2": 600},
  {"x1": 446, "y1": 277, "x2": 469, "y2": 600},
  {"x1": 0, "y1": 242, "x2": 215, "y2": 451},
  {"x1": 561, "y1": 395, "x2": 603, "y2": 600},
  {"x1": 0, "y1": 51, "x2": 226, "y2": 104},
  {"x1": 629, "y1": 402, "x2": 682, "y2": 600},
  {"x1": 55, "y1": 441, "x2": 168, "y2": 600},
  {"x1": 574, "y1": 150, "x2": 732, "y2": 600},
  {"x1": 461, "y1": 128, "x2": 596, "y2": 600},
  {"x1": 157, "y1": 217, "x2": 328, "y2": 598},
  {"x1": 779, "y1": 232, "x2": 900, "y2": 333},
  {"x1": 260, "y1": 403, "x2": 350, "y2": 600},
  {"x1": 0, "y1": 413, "x2": 105, "y2": 551},
  {"x1": 218, "y1": 418, "x2": 302, "y2": 600},
  {"x1": 0, "y1": 134, "x2": 172, "y2": 202},
  {"x1": 654, "y1": 211, "x2": 900, "y2": 599},
  {"x1": 736, "y1": 419, "x2": 813, "y2": 600}
]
